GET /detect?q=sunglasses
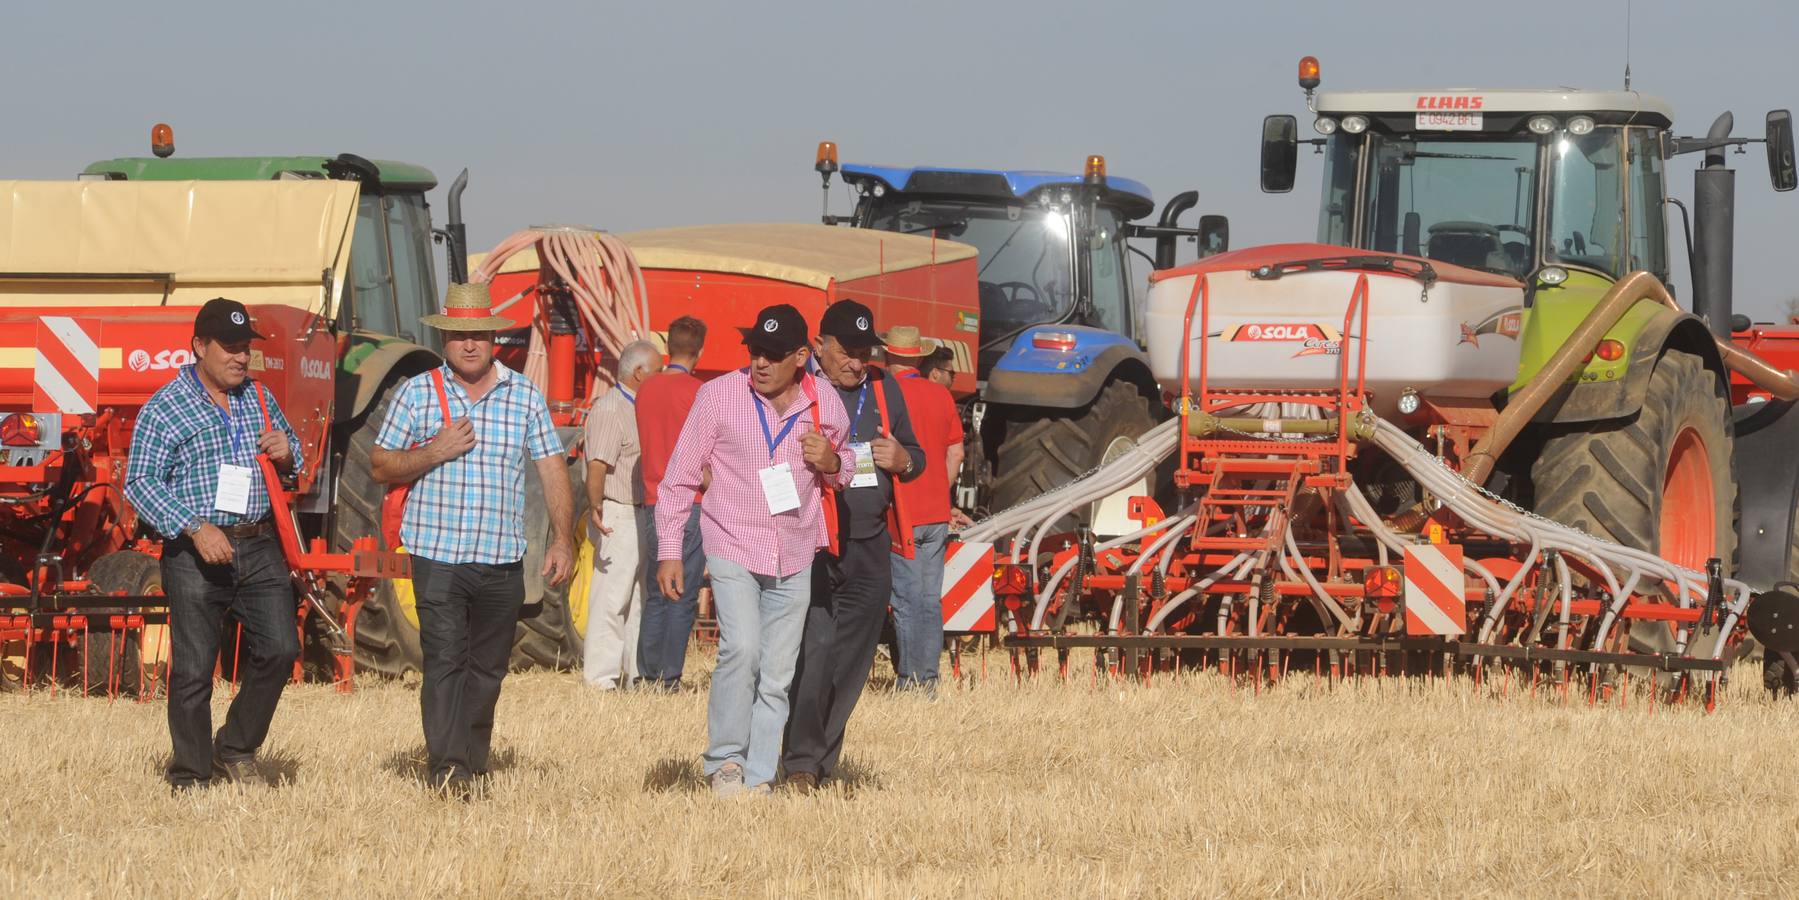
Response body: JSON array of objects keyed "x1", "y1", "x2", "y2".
[{"x1": 747, "y1": 345, "x2": 800, "y2": 362}]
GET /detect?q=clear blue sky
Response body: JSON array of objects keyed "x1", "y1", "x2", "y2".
[{"x1": 7, "y1": 0, "x2": 1797, "y2": 317}]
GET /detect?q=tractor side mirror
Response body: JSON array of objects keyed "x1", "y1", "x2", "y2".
[
  {"x1": 1767, "y1": 110, "x2": 1796, "y2": 192},
  {"x1": 1198, "y1": 215, "x2": 1230, "y2": 257},
  {"x1": 1260, "y1": 115, "x2": 1299, "y2": 193}
]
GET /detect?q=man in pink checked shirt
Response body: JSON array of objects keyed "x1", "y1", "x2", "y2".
[{"x1": 654, "y1": 303, "x2": 854, "y2": 798}]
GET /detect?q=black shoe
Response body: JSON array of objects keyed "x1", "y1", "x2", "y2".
[
  {"x1": 211, "y1": 754, "x2": 263, "y2": 786},
  {"x1": 431, "y1": 769, "x2": 475, "y2": 802},
  {"x1": 169, "y1": 779, "x2": 211, "y2": 795}
]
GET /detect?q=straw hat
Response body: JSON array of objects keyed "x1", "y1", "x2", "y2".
[
  {"x1": 421, "y1": 282, "x2": 513, "y2": 331},
  {"x1": 880, "y1": 325, "x2": 939, "y2": 358}
]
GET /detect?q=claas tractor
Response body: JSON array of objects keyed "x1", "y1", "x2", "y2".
[{"x1": 955, "y1": 57, "x2": 1799, "y2": 702}]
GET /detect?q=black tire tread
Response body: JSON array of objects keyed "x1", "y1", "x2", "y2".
[
  {"x1": 989, "y1": 379, "x2": 1154, "y2": 517},
  {"x1": 1530, "y1": 350, "x2": 1738, "y2": 653}
]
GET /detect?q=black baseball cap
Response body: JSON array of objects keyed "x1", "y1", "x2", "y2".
[
  {"x1": 193, "y1": 297, "x2": 266, "y2": 343},
  {"x1": 739, "y1": 303, "x2": 809, "y2": 354},
  {"x1": 818, "y1": 299, "x2": 880, "y2": 349}
]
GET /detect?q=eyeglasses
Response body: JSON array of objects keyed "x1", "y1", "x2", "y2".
[{"x1": 747, "y1": 346, "x2": 799, "y2": 362}]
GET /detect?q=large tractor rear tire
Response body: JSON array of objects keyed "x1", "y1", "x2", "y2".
[
  {"x1": 1530, "y1": 350, "x2": 1737, "y2": 654},
  {"x1": 511, "y1": 443, "x2": 589, "y2": 669},
  {"x1": 80, "y1": 550, "x2": 160, "y2": 697},
  {"x1": 337, "y1": 377, "x2": 426, "y2": 677},
  {"x1": 989, "y1": 379, "x2": 1155, "y2": 522}
]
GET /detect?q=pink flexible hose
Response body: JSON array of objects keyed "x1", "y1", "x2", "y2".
[{"x1": 469, "y1": 228, "x2": 649, "y2": 395}]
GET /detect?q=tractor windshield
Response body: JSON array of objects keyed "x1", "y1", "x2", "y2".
[
  {"x1": 1324, "y1": 132, "x2": 1540, "y2": 278},
  {"x1": 864, "y1": 199, "x2": 1074, "y2": 334}
]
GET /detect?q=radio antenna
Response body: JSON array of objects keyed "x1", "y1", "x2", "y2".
[{"x1": 1624, "y1": 0, "x2": 1633, "y2": 90}]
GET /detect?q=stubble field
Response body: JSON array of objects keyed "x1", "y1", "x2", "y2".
[{"x1": 2, "y1": 651, "x2": 1797, "y2": 898}]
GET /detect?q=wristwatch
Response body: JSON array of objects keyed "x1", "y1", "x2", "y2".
[
  {"x1": 181, "y1": 519, "x2": 203, "y2": 538},
  {"x1": 901, "y1": 457, "x2": 915, "y2": 477}
]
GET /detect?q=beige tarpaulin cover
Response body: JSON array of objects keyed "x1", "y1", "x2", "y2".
[
  {"x1": 0, "y1": 179, "x2": 359, "y2": 315},
  {"x1": 473, "y1": 222, "x2": 977, "y2": 290}
]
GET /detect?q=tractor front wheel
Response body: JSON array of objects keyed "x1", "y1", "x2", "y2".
[{"x1": 988, "y1": 379, "x2": 1156, "y2": 523}]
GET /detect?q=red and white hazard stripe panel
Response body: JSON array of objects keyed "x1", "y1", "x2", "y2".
[
  {"x1": 34, "y1": 317, "x2": 101, "y2": 415},
  {"x1": 1403, "y1": 543, "x2": 1466, "y2": 636},
  {"x1": 940, "y1": 540, "x2": 996, "y2": 633}
]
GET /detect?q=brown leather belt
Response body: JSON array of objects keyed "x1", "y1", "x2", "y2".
[{"x1": 218, "y1": 520, "x2": 275, "y2": 539}]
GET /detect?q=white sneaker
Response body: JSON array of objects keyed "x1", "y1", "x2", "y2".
[
  {"x1": 747, "y1": 782, "x2": 772, "y2": 797},
  {"x1": 710, "y1": 762, "x2": 745, "y2": 798}
]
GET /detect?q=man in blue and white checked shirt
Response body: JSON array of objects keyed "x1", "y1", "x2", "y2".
[
  {"x1": 124, "y1": 298, "x2": 304, "y2": 792},
  {"x1": 371, "y1": 283, "x2": 574, "y2": 800}
]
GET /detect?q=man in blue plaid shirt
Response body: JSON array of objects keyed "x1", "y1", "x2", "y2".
[
  {"x1": 371, "y1": 282, "x2": 574, "y2": 799},
  {"x1": 123, "y1": 298, "x2": 304, "y2": 792}
]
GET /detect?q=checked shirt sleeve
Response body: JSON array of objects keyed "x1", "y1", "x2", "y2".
[
  {"x1": 524, "y1": 389, "x2": 561, "y2": 461},
  {"x1": 374, "y1": 378, "x2": 421, "y2": 452},
  {"x1": 258, "y1": 384, "x2": 305, "y2": 473},
  {"x1": 123, "y1": 401, "x2": 202, "y2": 540}
]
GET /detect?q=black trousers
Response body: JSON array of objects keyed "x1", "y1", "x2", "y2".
[
  {"x1": 162, "y1": 533, "x2": 299, "y2": 787},
  {"x1": 410, "y1": 556, "x2": 524, "y2": 782},
  {"x1": 782, "y1": 530, "x2": 893, "y2": 778}
]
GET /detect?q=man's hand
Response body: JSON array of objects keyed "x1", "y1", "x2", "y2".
[
  {"x1": 258, "y1": 429, "x2": 293, "y2": 469},
  {"x1": 949, "y1": 508, "x2": 975, "y2": 531},
  {"x1": 191, "y1": 523, "x2": 234, "y2": 565},
  {"x1": 657, "y1": 559, "x2": 684, "y2": 600},
  {"x1": 541, "y1": 538, "x2": 573, "y2": 588},
  {"x1": 800, "y1": 426, "x2": 838, "y2": 473},
  {"x1": 428, "y1": 418, "x2": 477, "y2": 464},
  {"x1": 871, "y1": 427, "x2": 908, "y2": 473},
  {"x1": 589, "y1": 505, "x2": 612, "y2": 536}
]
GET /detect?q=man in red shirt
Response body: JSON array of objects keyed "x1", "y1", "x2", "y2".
[
  {"x1": 880, "y1": 326, "x2": 965, "y2": 693},
  {"x1": 635, "y1": 316, "x2": 707, "y2": 691}
]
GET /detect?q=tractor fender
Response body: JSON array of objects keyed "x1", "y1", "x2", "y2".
[
  {"x1": 983, "y1": 328, "x2": 1159, "y2": 411},
  {"x1": 1733, "y1": 398, "x2": 1799, "y2": 590},
  {"x1": 1539, "y1": 309, "x2": 1726, "y2": 424},
  {"x1": 337, "y1": 340, "x2": 441, "y2": 424}
]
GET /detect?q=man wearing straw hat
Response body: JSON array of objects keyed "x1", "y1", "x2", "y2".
[
  {"x1": 370, "y1": 282, "x2": 575, "y2": 800},
  {"x1": 879, "y1": 326, "x2": 965, "y2": 693}
]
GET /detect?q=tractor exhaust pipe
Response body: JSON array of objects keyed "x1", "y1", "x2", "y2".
[
  {"x1": 446, "y1": 168, "x2": 470, "y2": 284},
  {"x1": 1693, "y1": 113, "x2": 1736, "y2": 338},
  {"x1": 1154, "y1": 191, "x2": 1199, "y2": 269}
]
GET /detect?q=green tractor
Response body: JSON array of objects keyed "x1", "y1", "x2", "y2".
[{"x1": 84, "y1": 127, "x2": 586, "y2": 676}]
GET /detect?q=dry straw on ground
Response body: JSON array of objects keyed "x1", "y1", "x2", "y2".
[{"x1": 2, "y1": 652, "x2": 1797, "y2": 898}]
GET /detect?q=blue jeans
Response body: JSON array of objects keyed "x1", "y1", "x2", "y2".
[
  {"x1": 889, "y1": 522, "x2": 948, "y2": 690},
  {"x1": 638, "y1": 503, "x2": 702, "y2": 687},
  {"x1": 162, "y1": 533, "x2": 299, "y2": 787},
  {"x1": 704, "y1": 555, "x2": 810, "y2": 788}
]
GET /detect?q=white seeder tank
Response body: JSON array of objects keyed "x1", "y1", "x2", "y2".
[{"x1": 1143, "y1": 247, "x2": 1527, "y2": 419}]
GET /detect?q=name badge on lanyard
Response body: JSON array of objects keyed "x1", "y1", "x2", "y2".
[
  {"x1": 755, "y1": 390, "x2": 803, "y2": 515},
  {"x1": 846, "y1": 382, "x2": 878, "y2": 489},
  {"x1": 193, "y1": 370, "x2": 255, "y2": 515}
]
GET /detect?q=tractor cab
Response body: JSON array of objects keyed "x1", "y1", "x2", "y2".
[
  {"x1": 815, "y1": 146, "x2": 1224, "y2": 376},
  {"x1": 1260, "y1": 59, "x2": 1796, "y2": 336},
  {"x1": 83, "y1": 128, "x2": 447, "y2": 354}
]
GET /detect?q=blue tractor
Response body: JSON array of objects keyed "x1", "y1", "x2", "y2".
[{"x1": 816, "y1": 147, "x2": 1227, "y2": 521}]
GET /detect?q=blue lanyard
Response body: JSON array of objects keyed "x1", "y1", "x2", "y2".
[
  {"x1": 666, "y1": 364, "x2": 689, "y2": 374},
  {"x1": 618, "y1": 386, "x2": 637, "y2": 406},
  {"x1": 189, "y1": 367, "x2": 244, "y2": 457},
  {"x1": 849, "y1": 381, "x2": 870, "y2": 441},
  {"x1": 754, "y1": 390, "x2": 802, "y2": 461}
]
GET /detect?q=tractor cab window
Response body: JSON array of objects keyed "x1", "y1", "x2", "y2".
[
  {"x1": 386, "y1": 193, "x2": 439, "y2": 350},
  {"x1": 1626, "y1": 128, "x2": 1670, "y2": 281},
  {"x1": 1084, "y1": 205, "x2": 1130, "y2": 336},
  {"x1": 1547, "y1": 129, "x2": 1625, "y2": 277},
  {"x1": 865, "y1": 198, "x2": 1075, "y2": 334},
  {"x1": 348, "y1": 194, "x2": 399, "y2": 336},
  {"x1": 1316, "y1": 133, "x2": 1361, "y2": 247},
  {"x1": 1359, "y1": 133, "x2": 1538, "y2": 277}
]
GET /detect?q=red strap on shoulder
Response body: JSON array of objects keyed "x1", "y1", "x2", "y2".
[
  {"x1": 431, "y1": 369, "x2": 452, "y2": 425},
  {"x1": 250, "y1": 380, "x2": 274, "y2": 431}
]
